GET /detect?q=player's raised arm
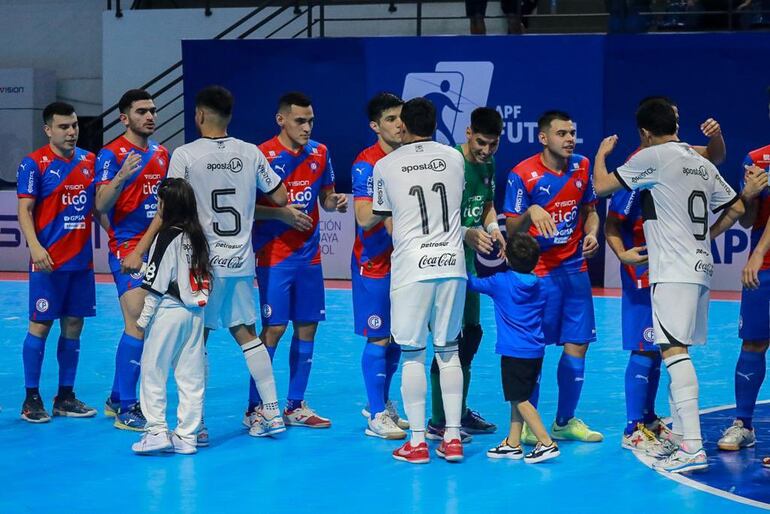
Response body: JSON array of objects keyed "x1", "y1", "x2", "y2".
[
  {"x1": 593, "y1": 135, "x2": 624, "y2": 197},
  {"x1": 95, "y1": 150, "x2": 142, "y2": 213},
  {"x1": 691, "y1": 118, "x2": 726, "y2": 165}
]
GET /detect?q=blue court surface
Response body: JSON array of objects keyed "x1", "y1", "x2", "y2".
[{"x1": 0, "y1": 280, "x2": 768, "y2": 513}]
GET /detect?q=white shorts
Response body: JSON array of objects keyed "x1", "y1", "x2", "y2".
[
  {"x1": 651, "y1": 282, "x2": 710, "y2": 346},
  {"x1": 204, "y1": 276, "x2": 258, "y2": 330},
  {"x1": 390, "y1": 278, "x2": 466, "y2": 348}
]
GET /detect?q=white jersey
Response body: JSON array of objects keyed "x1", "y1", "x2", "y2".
[
  {"x1": 168, "y1": 137, "x2": 281, "y2": 277},
  {"x1": 373, "y1": 140, "x2": 466, "y2": 289},
  {"x1": 615, "y1": 141, "x2": 738, "y2": 287}
]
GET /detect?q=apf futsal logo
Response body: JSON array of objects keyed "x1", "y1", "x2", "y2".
[{"x1": 402, "y1": 62, "x2": 494, "y2": 147}]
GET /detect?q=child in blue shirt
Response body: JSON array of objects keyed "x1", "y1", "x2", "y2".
[{"x1": 467, "y1": 233, "x2": 560, "y2": 464}]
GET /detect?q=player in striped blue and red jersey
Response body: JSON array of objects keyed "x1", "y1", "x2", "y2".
[
  {"x1": 16, "y1": 102, "x2": 98, "y2": 423},
  {"x1": 95, "y1": 89, "x2": 169, "y2": 431},
  {"x1": 352, "y1": 93, "x2": 409, "y2": 439},
  {"x1": 503, "y1": 110, "x2": 603, "y2": 443},
  {"x1": 249, "y1": 92, "x2": 348, "y2": 428}
]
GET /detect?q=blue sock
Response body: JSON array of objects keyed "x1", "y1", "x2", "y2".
[
  {"x1": 110, "y1": 353, "x2": 120, "y2": 404},
  {"x1": 529, "y1": 375, "x2": 541, "y2": 408},
  {"x1": 735, "y1": 349, "x2": 767, "y2": 430},
  {"x1": 117, "y1": 332, "x2": 144, "y2": 411},
  {"x1": 287, "y1": 337, "x2": 313, "y2": 410},
  {"x1": 624, "y1": 353, "x2": 656, "y2": 435},
  {"x1": 56, "y1": 337, "x2": 79, "y2": 388},
  {"x1": 22, "y1": 333, "x2": 46, "y2": 389},
  {"x1": 384, "y1": 343, "x2": 401, "y2": 402},
  {"x1": 556, "y1": 353, "x2": 585, "y2": 427},
  {"x1": 362, "y1": 343, "x2": 387, "y2": 419},
  {"x1": 248, "y1": 345, "x2": 277, "y2": 411},
  {"x1": 643, "y1": 354, "x2": 662, "y2": 424}
]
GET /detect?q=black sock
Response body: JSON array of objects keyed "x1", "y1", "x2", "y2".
[
  {"x1": 25, "y1": 387, "x2": 40, "y2": 400},
  {"x1": 57, "y1": 385, "x2": 74, "y2": 399}
]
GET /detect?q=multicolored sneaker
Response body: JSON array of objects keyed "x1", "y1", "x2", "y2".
[
  {"x1": 243, "y1": 407, "x2": 259, "y2": 429},
  {"x1": 520, "y1": 423, "x2": 538, "y2": 446},
  {"x1": 524, "y1": 442, "x2": 560, "y2": 464},
  {"x1": 392, "y1": 441, "x2": 430, "y2": 464},
  {"x1": 461, "y1": 408, "x2": 497, "y2": 434},
  {"x1": 283, "y1": 401, "x2": 331, "y2": 428},
  {"x1": 717, "y1": 420, "x2": 756, "y2": 451},
  {"x1": 21, "y1": 394, "x2": 50, "y2": 423},
  {"x1": 196, "y1": 419, "x2": 209, "y2": 447},
  {"x1": 551, "y1": 418, "x2": 603, "y2": 442},
  {"x1": 436, "y1": 438, "x2": 464, "y2": 462},
  {"x1": 426, "y1": 421, "x2": 472, "y2": 443},
  {"x1": 365, "y1": 411, "x2": 407, "y2": 440},
  {"x1": 487, "y1": 438, "x2": 524, "y2": 460},
  {"x1": 114, "y1": 403, "x2": 146, "y2": 431},
  {"x1": 646, "y1": 417, "x2": 674, "y2": 440},
  {"x1": 132, "y1": 431, "x2": 172, "y2": 455},
  {"x1": 652, "y1": 448, "x2": 708, "y2": 473},
  {"x1": 622, "y1": 423, "x2": 662, "y2": 453},
  {"x1": 104, "y1": 397, "x2": 120, "y2": 418},
  {"x1": 52, "y1": 394, "x2": 97, "y2": 418}
]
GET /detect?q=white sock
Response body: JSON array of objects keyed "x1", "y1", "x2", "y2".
[
  {"x1": 436, "y1": 345, "x2": 463, "y2": 441},
  {"x1": 667, "y1": 387, "x2": 683, "y2": 439},
  {"x1": 664, "y1": 354, "x2": 701, "y2": 452},
  {"x1": 401, "y1": 348, "x2": 427, "y2": 445},
  {"x1": 243, "y1": 339, "x2": 280, "y2": 418}
]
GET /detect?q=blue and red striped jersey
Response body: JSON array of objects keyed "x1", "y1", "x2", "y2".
[
  {"x1": 503, "y1": 152, "x2": 596, "y2": 277},
  {"x1": 351, "y1": 143, "x2": 392, "y2": 278},
  {"x1": 96, "y1": 135, "x2": 169, "y2": 258},
  {"x1": 253, "y1": 136, "x2": 335, "y2": 267},
  {"x1": 741, "y1": 144, "x2": 770, "y2": 271},
  {"x1": 608, "y1": 188, "x2": 649, "y2": 289},
  {"x1": 17, "y1": 145, "x2": 96, "y2": 271}
]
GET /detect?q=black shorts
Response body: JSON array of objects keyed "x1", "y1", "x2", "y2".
[{"x1": 501, "y1": 356, "x2": 543, "y2": 402}]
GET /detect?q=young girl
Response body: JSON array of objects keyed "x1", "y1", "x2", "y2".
[{"x1": 132, "y1": 178, "x2": 211, "y2": 455}]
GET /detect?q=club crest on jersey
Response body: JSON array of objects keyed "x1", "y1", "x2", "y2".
[
  {"x1": 575, "y1": 179, "x2": 584, "y2": 190},
  {"x1": 262, "y1": 304, "x2": 273, "y2": 319},
  {"x1": 572, "y1": 162, "x2": 580, "y2": 169},
  {"x1": 643, "y1": 327, "x2": 655, "y2": 343},
  {"x1": 367, "y1": 315, "x2": 383, "y2": 330},
  {"x1": 42, "y1": 156, "x2": 49, "y2": 163},
  {"x1": 310, "y1": 161, "x2": 318, "y2": 172},
  {"x1": 36, "y1": 298, "x2": 49, "y2": 313},
  {"x1": 130, "y1": 271, "x2": 144, "y2": 280}
]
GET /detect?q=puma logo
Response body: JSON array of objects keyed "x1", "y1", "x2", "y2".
[
  {"x1": 274, "y1": 163, "x2": 286, "y2": 174},
  {"x1": 635, "y1": 374, "x2": 650, "y2": 383},
  {"x1": 539, "y1": 185, "x2": 551, "y2": 195}
]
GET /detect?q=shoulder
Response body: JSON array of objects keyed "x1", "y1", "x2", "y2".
[
  {"x1": 76, "y1": 148, "x2": 96, "y2": 164},
  {"x1": 307, "y1": 140, "x2": 327, "y2": 156},
  {"x1": 748, "y1": 144, "x2": 770, "y2": 166},
  {"x1": 512, "y1": 154, "x2": 540, "y2": 175},
  {"x1": 154, "y1": 226, "x2": 184, "y2": 251},
  {"x1": 151, "y1": 140, "x2": 170, "y2": 157}
]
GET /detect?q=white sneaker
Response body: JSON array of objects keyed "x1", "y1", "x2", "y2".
[
  {"x1": 652, "y1": 447, "x2": 708, "y2": 473},
  {"x1": 487, "y1": 439, "x2": 524, "y2": 460},
  {"x1": 365, "y1": 411, "x2": 407, "y2": 440},
  {"x1": 622, "y1": 423, "x2": 662, "y2": 453},
  {"x1": 646, "y1": 437, "x2": 679, "y2": 459},
  {"x1": 243, "y1": 407, "x2": 259, "y2": 429},
  {"x1": 717, "y1": 420, "x2": 756, "y2": 451},
  {"x1": 164, "y1": 432, "x2": 197, "y2": 455},
  {"x1": 196, "y1": 420, "x2": 209, "y2": 447},
  {"x1": 132, "y1": 431, "x2": 172, "y2": 455},
  {"x1": 259, "y1": 412, "x2": 287, "y2": 437},
  {"x1": 362, "y1": 400, "x2": 409, "y2": 430}
]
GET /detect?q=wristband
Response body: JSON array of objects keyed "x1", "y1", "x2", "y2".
[
  {"x1": 486, "y1": 222, "x2": 499, "y2": 234},
  {"x1": 461, "y1": 226, "x2": 469, "y2": 239}
]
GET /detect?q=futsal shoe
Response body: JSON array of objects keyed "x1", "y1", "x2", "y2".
[
  {"x1": 652, "y1": 448, "x2": 708, "y2": 473},
  {"x1": 524, "y1": 442, "x2": 560, "y2": 464},
  {"x1": 365, "y1": 411, "x2": 407, "y2": 440},
  {"x1": 104, "y1": 397, "x2": 120, "y2": 418},
  {"x1": 717, "y1": 420, "x2": 756, "y2": 451},
  {"x1": 461, "y1": 408, "x2": 497, "y2": 434},
  {"x1": 249, "y1": 410, "x2": 286, "y2": 438},
  {"x1": 196, "y1": 419, "x2": 209, "y2": 447},
  {"x1": 392, "y1": 441, "x2": 430, "y2": 464},
  {"x1": 622, "y1": 423, "x2": 662, "y2": 452},
  {"x1": 132, "y1": 431, "x2": 172, "y2": 455},
  {"x1": 646, "y1": 417, "x2": 674, "y2": 440},
  {"x1": 164, "y1": 432, "x2": 197, "y2": 455},
  {"x1": 114, "y1": 403, "x2": 146, "y2": 431},
  {"x1": 426, "y1": 421, "x2": 473, "y2": 443},
  {"x1": 520, "y1": 423, "x2": 538, "y2": 446},
  {"x1": 361, "y1": 400, "x2": 409, "y2": 430},
  {"x1": 283, "y1": 401, "x2": 331, "y2": 428},
  {"x1": 52, "y1": 394, "x2": 97, "y2": 418},
  {"x1": 21, "y1": 394, "x2": 50, "y2": 423},
  {"x1": 243, "y1": 407, "x2": 259, "y2": 429},
  {"x1": 487, "y1": 438, "x2": 524, "y2": 460},
  {"x1": 551, "y1": 418, "x2": 603, "y2": 442},
  {"x1": 436, "y1": 438, "x2": 464, "y2": 462}
]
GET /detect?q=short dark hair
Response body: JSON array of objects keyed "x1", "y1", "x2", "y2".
[
  {"x1": 470, "y1": 107, "x2": 503, "y2": 136},
  {"x1": 118, "y1": 89, "x2": 153, "y2": 114},
  {"x1": 278, "y1": 91, "x2": 312, "y2": 112},
  {"x1": 636, "y1": 100, "x2": 677, "y2": 137},
  {"x1": 638, "y1": 95, "x2": 675, "y2": 108},
  {"x1": 400, "y1": 97, "x2": 436, "y2": 137},
  {"x1": 195, "y1": 85, "x2": 234, "y2": 118},
  {"x1": 367, "y1": 92, "x2": 404, "y2": 123},
  {"x1": 506, "y1": 233, "x2": 540, "y2": 274},
  {"x1": 537, "y1": 110, "x2": 571, "y2": 132},
  {"x1": 42, "y1": 102, "x2": 75, "y2": 125}
]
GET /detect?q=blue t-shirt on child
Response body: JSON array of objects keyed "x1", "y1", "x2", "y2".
[{"x1": 467, "y1": 270, "x2": 546, "y2": 359}]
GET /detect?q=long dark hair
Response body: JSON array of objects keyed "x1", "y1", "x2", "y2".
[{"x1": 157, "y1": 177, "x2": 211, "y2": 278}]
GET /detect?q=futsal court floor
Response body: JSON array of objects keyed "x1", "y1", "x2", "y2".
[{"x1": 0, "y1": 277, "x2": 768, "y2": 513}]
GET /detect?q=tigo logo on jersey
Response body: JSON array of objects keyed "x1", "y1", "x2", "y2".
[
  {"x1": 36, "y1": 298, "x2": 49, "y2": 313},
  {"x1": 402, "y1": 62, "x2": 494, "y2": 146}
]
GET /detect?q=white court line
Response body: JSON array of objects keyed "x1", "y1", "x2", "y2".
[{"x1": 633, "y1": 400, "x2": 770, "y2": 510}]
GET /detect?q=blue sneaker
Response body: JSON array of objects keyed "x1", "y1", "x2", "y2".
[
  {"x1": 114, "y1": 403, "x2": 146, "y2": 432},
  {"x1": 104, "y1": 397, "x2": 120, "y2": 418}
]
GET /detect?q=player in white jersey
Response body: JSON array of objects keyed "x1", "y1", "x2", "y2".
[
  {"x1": 372, "y1": 97, "x2": 467, "y2": 464},
  {"x1": 593, "y1": 100, "x2": 745, "y2": 473},
  {"x1": 167, "y1": 86, "x2": 289, "y2": 440}
]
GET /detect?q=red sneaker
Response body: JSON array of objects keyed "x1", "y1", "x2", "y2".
[
  {"x1": 392, "y1": 441, "x2": 430, "y2": 464},
  {"x1": 283, "y1": 401, "x2": 331, "y2": 428},
  {"x1": 436, "y1": 439, "x2": 464, "y2": 462}
]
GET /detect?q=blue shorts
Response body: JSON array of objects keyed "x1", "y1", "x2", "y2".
[
  {"x1": 29, "y1": 269, "x2": 96, "y2": 321},
  {"x1": 739, "y1": 269, "x2": 770, "y2": 341},
  {"x1": 621, "y1": 285, "x2": 655, "y2": 351},
  {"x1": 540, "y1": 270, "x2": 596, "y2": 346},
  {"x1": 256, "y1": 263, "x2": 325, "y2": 326},
  {"x1": 108, "y1": 253, "x2": 145, "y2": 297},
  {"x1": 351, "y1": 271, "x2": 391, "y2": 339}
]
